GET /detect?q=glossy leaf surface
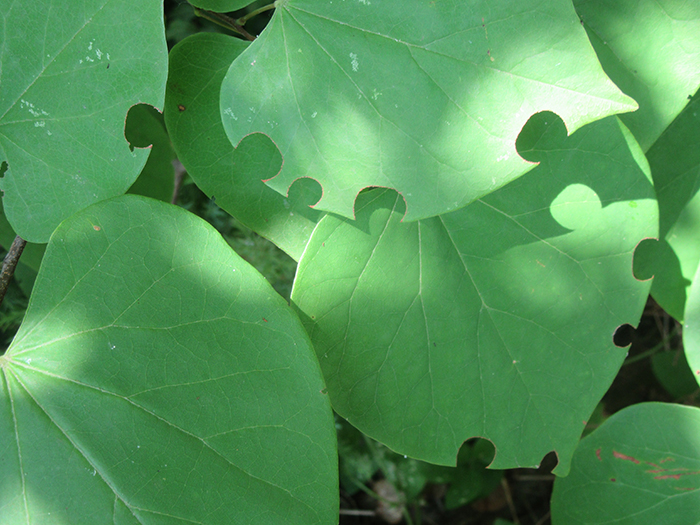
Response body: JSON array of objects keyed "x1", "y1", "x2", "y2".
[
  {"x1": 575, "y1": 0, "x2": 700, "y2": 151},
  {"x1": 221, "y1": 0, "x2": 636, "y2": 221},
  {"x1": 166, "y1": 32, "x2": 322, "y2": 261},
  {"x1": 0, "y1": 196, "x2": 337, "y2": 524},
  {"x1": 292, "y1": 115, "x2": 656, "y2": 472},
  {"x1": 551, "y1": 403, "x2": 700, "y2": 524},
  {"x1": 0, "y1": 1, "x2": 167, "y2": 243}
]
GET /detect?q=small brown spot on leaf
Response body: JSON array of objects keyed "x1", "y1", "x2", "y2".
[
  {"x1": 93, "y1": 225, "x2": 101, "y2": 231},
  {"x1": 596, "y1": 448, "x2": 602, "y2": 461},
  {"x1": 178, "y1": 104, "x2": 186, "y2": 112},
  {"x1": 613, "y1": 450, "x2": 640, "y2": 464}
]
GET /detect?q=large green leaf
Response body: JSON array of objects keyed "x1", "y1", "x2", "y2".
[
  {"x1": 220, "y1": 0, "x2": 636, "y2": 222},
  {"x1": 0, "y1": 1, "x2": 167, "y2": 243},
  {"x1": 575, "y1": 0, "x2": 700, "y2": 152},
  {"x1": 0, "y1": 196, "x2": 337, "y2": 524},
  {"x1": 636, "y1": 89, "x2": 700, "y2": 321},
  {"x1": 165, "y1": 32, "x2": 322, "y2": 262},
  {"x1": 551, "y1": 403, "x2": 700, "y2": 524},
  {"x1": 291, "y1": 114, "x2": 656, "y2": 472}
]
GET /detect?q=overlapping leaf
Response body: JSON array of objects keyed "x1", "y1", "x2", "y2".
[
  {"x1": 291, "y1": 114, "x2": 657, "y2": 472},
  {"x1": 220, "y1": 0, "x2": 636, "y2": 221},
  {"x1": 551, "y1": 403, "x2": 700, "y2": 524},
  {"x1": 0, "y1": 195, "x2": 337, "y2": 524},
  {"x1": 634, "y1": 90, "x2": 700, "y2": 321},
  {"x1": 0, "y1": 1, "x2": 167, "y2": 243},
  {"x1": 575, "y1": 0, "x2": 700, "y2": 151},
  {"x1": 124, "y1": 104, "x2": 175, "y2": 203},
  {"x1": 681, "y1": 264, "x2": 700, "y2": 386},
  {"x1": 166, "y1": 32, "x2": 322, "y2": 261}
]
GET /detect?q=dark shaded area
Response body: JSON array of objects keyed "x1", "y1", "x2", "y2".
[{"x1": 164, "y1": 0, "x2": 274, "y2": 49}]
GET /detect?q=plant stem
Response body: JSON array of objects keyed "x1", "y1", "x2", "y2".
[
  {"x1": 0, "y1": 236, "x2": 27, "y2": 308},
  {"x1": 193, "y1": 8, "x2": 256, "y2": 41},
  {"x1": 622, "y1": 327, "x2": 679, "y2": 366},
  {"x1": 237, "y1": 3, "x2": 276, "y2": 26}
]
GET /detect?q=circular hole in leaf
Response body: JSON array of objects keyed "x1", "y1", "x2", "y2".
[{"x1": 613, "y1": 323, "x2": 635, "y2": 347}]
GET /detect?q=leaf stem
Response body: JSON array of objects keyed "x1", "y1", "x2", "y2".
[
  {"x1": 0, "y1": 236, "x2": 27, "y2": 308},
  {"x1": 237, "y1": 3, "x2": 276, "y2": 26},
  {"x1": 193, "y1": 8, "x2": 256, "y2": 41},
  {"x1": 622, "y1": 327, "x2": 679, "y2": 366}
]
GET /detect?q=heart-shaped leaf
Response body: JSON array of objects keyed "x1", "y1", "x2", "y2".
[
  {"x1": 291, "y1": 114, "x2": 656, "y2": 472},
  {"x1": 0, "y1": 195, "x2": 337, "y2": 524},
  {"x1": 551, "y1": 403, "x2": 700, "y2": 524},
  {"x1": 0, "y1": 1, "x2": 167, "y2": 243},
  {"x1": 165, "y1": 32, "x2": 322, "y2": 262},
  {"x1": 220, "y1": 0, "x2": 636, "y2": 221}
]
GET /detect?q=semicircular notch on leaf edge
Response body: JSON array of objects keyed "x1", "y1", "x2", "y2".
[
  {"x1": 291, "y1": 114, "x2": 656, "y2": 473},
  {"x1": 0, "y1": 1, "x2": 168, "y2": 243},
  {"x1": 0, "y1": 195, "x2": 338, "y2": 525},
  {"x1": 165, "y1": 32, "x2": 323, "y2": 262},
  {"x1": 221, "y1": 0, "x2": 637, "y2": 222}
]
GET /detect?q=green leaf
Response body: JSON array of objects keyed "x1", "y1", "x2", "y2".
[
  {"x1": 165, "y1": 32, "x2": 322, "y2": 261},
  {"x1": 636, "y1": 89, "x2": 700, "y2": 321},
  {"x1": 0, "y1": 199, "x2": 45, "y2": 273},
  {"x1": 0, "y1": 195, "x2": 337, "y2": 524},
  {"x1": 0, "y1": 1, "x2": 168, "y2": 243},
  {"x1": 220, "y1": 0, "x2": 636, "y2": 221},
  {"x1": 575, "y1": 0, "x2": 700, "y2": 151},
  {"x1": 682, "y1": 261, "x2": 700, "y2": 386},
  {"x1": 650, "y1": 351, "x2": 699, "y2": 399},
  {"x1": 124, "y1": 104, "x2": 175, "y2": 203},
  {"x1": 291, "y1": 114, "x2": 656, "y2": 472},
  {"x1": 551, "y1": 403, "x2": 700, "y2": 525}
]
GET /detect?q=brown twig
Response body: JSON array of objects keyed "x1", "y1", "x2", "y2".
[{"x1": 0, "y1": 236, "x2": 27, "y2": 307}]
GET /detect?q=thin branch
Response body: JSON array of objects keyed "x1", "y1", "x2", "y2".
[
  {"x1": 171, "y1": 159, "x2": 187, "y2": 205},
  {"x1": 194, "y1": 8, "x2": 256, "y2": 41},
  {"x1": 0, "y1": 236, "x2": 27, "y2": 307},
  {"x1": 501, "y1": 477, "x2": 520, "y2": 524},
  {"x1": 237, "y1": 3, "x2": 276, "y2": 26},
  {"x1": 338, "y1": 509, "x2": 376, "y2": 516}
]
